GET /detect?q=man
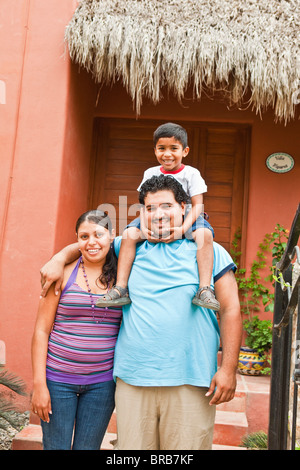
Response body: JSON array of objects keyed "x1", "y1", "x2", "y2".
[{"x1": 40, "y1": 175, "x2": 242, "y2": 450}]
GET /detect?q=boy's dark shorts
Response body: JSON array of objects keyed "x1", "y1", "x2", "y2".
[{"x1": 127, "y1": 215, "x2": 214, "y2": 239}]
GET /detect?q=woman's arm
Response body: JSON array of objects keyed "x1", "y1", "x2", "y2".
[
  {"x1": 40, "y1": 243, "x2": 79, "y2": 297},
  {"x1": 31, "y1": 285, "x2": 60, "y2": 422}
]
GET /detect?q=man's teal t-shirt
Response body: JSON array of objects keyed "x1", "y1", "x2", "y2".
[{"x1": 113, "y1": 237, "x2": 236, "y2": 388}]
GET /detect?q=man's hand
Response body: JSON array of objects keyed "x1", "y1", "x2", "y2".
[
  {"x1": 40, "y1": 257, "x2": 64, "y2": 298},
  {"x1": 205, "y1": 366, "x2": 237, "y2": 406}
]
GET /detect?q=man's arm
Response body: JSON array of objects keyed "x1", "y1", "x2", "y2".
[
  {"x1": 40, "y1": 243, "x2": 79, "y2": 297},
  {"x1": 206, "y1": 269, "x2": 242, "y2": 405}
]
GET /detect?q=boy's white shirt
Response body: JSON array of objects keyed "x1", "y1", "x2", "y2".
[{"x1": 137, "y1": 165, "x2": 207, "y2": 198}]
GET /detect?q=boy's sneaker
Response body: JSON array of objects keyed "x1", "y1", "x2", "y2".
[
  {"x1": 96, "y1": 285, "x2": 131, "y2": 307},
  {"x1": 192, "y1": 286, "x2": 220, "y2": 311}
]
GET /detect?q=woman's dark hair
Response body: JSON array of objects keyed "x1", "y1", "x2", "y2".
[
  {"x1": 138, "y1": 175, "x2": 190, "y2": 205},
  {"x1": 75, "y1": 210, "x2": 117, "y2": 289},
  {"x1": 153, "y1": 122, "x2": 188, "y2": 149}
]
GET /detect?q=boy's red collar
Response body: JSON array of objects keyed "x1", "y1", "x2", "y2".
[{"x1": 160, "y1": 164, "x2": 185, "y2": 174}]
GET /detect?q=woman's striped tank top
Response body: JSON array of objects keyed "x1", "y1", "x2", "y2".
[{"x1": 46, "y1": 257, "x2": 122, "y2": 385}]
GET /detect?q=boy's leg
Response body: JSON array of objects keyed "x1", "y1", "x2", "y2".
[
  {"x1": 192, "y1": 228, "x2": 220, "y2": 311},
  {"x1": 96, "y1": 226, "x2": 142, "y2": 307},
  {"x1": 116, "y1": 226, "x2": 142, "y2": 288}
]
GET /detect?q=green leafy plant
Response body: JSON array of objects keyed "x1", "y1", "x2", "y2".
[
  {"x1": 231, "y1": 224, "x2": 289, "y2": 318},
  {"x1": 243, "y1": 316, "x2": 273, "y2": 355},
  {"x1": 231, "y1": 224, "x2": 288, "y2": 374},
  {"x1": 241, "y1": 431, "x2": 268, "y2": 449}
]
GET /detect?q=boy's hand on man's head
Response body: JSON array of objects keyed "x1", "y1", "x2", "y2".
[
  {"x1": 140, "y1": 218, "x2": 184, "y2": 244},
  {"x1": 156, "y1": 226, "x2": 184, "y2": 243},
  {"x1": 139, "y1": 216, "x2": 158, "y2": 243}
]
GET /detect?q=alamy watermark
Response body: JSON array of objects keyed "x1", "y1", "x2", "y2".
[{"x1": 95, "y1": 196, "x2": 206, "y2": 249}]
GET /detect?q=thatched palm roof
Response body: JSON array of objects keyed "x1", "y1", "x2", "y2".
[{"x1": 65, "y1": 0, "x2": 300, "y2": 122}]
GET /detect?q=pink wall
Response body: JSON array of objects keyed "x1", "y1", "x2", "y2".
[
  {"x1": 54, "y1": 63, "x2": 97, "y2": 252},
  {"x1": 246, "y1": 113, "x2": 299, "y2": 264},
  {"x1": 0, "y1": 1, "x2": 29, "y2": 251},
  {"x1": 0, "y1": 0, "x2": 89, "y2": 397}
]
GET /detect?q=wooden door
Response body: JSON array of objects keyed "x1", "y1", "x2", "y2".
[{"x1": 89, "y1": 118, "x2": 250, "y2": 252}]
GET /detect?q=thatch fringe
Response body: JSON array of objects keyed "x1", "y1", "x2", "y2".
[{"x1": 65, "y1": 0, "x2": 300, "y2": 122}]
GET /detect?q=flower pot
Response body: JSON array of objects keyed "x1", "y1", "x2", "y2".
[{"x1": 238, "y1": 346, "x2": 265, "y2": 376}]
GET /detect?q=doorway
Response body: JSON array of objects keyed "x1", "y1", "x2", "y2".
[{"x1": 89, "y1": 118, "x2": 250, "y2": 252}]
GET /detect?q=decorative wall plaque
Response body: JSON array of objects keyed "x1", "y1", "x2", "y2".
[{"x1": 266, "y1": 153, "x2": 294, "y2": 173}]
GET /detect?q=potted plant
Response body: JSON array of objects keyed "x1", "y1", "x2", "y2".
[
  {"x1": 238, "y1": 316, "x2": 273, "y2": 375},
  {"x1": 231, "y1": 224, "x2": 288, "y2": 375}
]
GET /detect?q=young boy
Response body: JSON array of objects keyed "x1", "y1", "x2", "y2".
[{"x1": 96, "y1": 122, "x2": 220, "y2": 311}]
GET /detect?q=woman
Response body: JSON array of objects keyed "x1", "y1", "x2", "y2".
[{"x1": 31, "y1": 210, "x2": 122, "y2": 450}]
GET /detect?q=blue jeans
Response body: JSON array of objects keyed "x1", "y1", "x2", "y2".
[{"x1": 41, "y1": 379, "x2": 115, "y2": 450}]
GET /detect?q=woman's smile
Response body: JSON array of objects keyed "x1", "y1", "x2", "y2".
[{"x1": 77, "y1": 222, "x2": 112, "y2": 264}]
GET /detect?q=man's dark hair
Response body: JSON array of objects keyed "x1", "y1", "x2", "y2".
[
  {"x1": 138, "y1": 175, "x2": 190, "y2": 205},
  {"x1": 153, "y1": 122, "x2": 188, "y2": 149}
]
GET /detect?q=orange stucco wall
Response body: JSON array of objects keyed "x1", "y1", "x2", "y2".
[
  {"x1": 0, "y1": 0, "x2": 95, "y2": 400},
  {"x1": 0, "y1": 1, "x2": 299, "y2": 402}
]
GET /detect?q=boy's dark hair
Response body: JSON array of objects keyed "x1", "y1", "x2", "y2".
[
  {"x1": 138, "y1": 175, "x2": 190, "y2": 205},
  {"x1": 153, "y1": 122, "x2": 188, "y2": 149}
]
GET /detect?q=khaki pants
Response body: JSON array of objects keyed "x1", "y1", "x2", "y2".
[{"x1": 115, "y1": 378, "x2": 216, "y2": 450}]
